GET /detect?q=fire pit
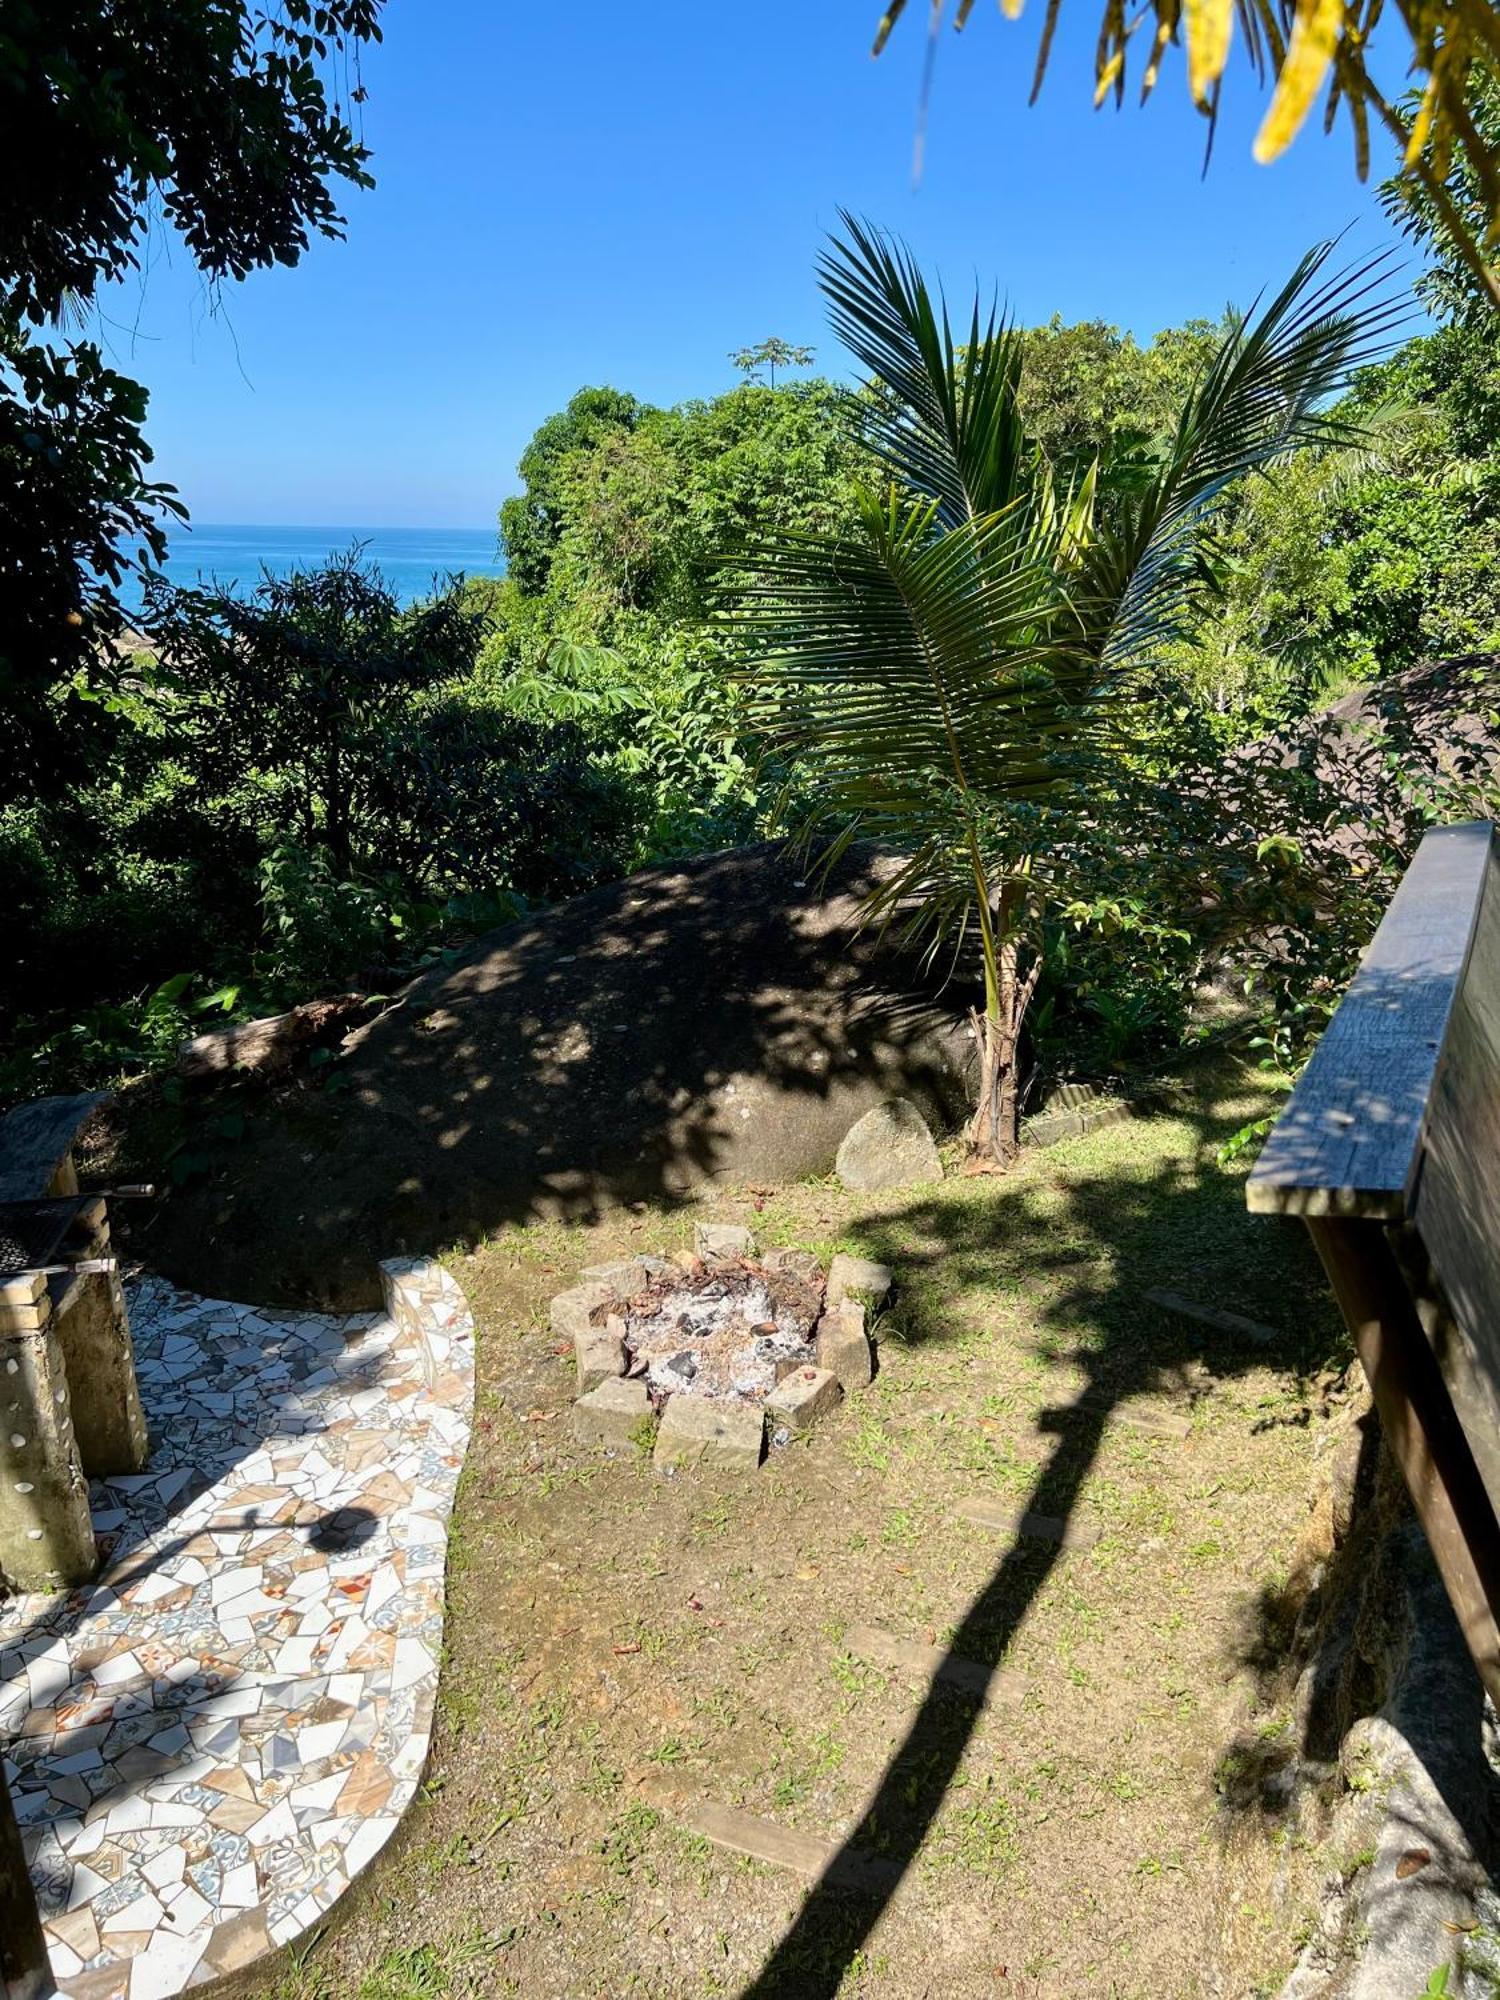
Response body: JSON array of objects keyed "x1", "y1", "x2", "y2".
[{"x1": 554, "y1": 1226, "x2": 890, "y2": 1472}]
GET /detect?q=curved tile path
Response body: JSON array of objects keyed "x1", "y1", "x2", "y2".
[{"x1": 0, "y1": 1258, "x2": 474, "y2": 2000}]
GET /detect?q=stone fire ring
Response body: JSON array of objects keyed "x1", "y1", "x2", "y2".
[
  {"x1": 0, "y1": 1257, "x2": 474, "y2": 2000},
  {"x1": 554, "y1": 1227, "x2": 892, "y2": 1471}
]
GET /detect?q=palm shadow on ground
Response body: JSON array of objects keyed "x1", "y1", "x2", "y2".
[{"x1": 739, "y1": 1061, "x2": 1347, "y2": 1999}]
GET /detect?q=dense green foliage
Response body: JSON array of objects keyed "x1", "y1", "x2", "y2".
[
  {"x1": 476, "y1": 375, "x2": 872, "y2": 859},
  {"x1": 14, "y1": 236, "x2": 1500, "y2": 1107},
  {"x1": 9, "y1": 24, "x2": 1500, "y2": 1124}
]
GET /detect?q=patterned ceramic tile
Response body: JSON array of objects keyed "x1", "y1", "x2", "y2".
[{"x1": 1, "y1": 1258, "x2": 474, "y2": 1999}]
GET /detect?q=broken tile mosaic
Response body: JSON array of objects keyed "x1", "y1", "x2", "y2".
[{"x1": 0, "y1": 1257, "x2": 474, "y2": 2000}]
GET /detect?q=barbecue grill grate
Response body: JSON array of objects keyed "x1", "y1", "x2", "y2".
[{"x1": 0, "y1": 1197, "x2": 91, "y2": 1282}]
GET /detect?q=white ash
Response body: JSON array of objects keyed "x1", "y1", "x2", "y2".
[{"x1": 621, "y1": 1266, "x2": 820, "y2": 1408}]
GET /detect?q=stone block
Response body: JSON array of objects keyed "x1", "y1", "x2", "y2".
[
  {"x1": 835, "y1": 1098, "x2": 942, "y2": 1192},
  {"x1": 549, "y1": 1282, "x2": 612, "y2": 1341},
  {"x1": 653, "y1": 1395, "x2": 764, "y2": 1473},
  {"x1": 572, "y1": 1377, "x2": 652, "y2": 1448},
  {"x1": 0, "y1": 1269, "x2": 50, "y2": 1338},
  {"x1": 694, "y1": 1222, "x2": 757, "y2": 1264},
  {"x1": 817, "y1": 1302, "x2": 872, "y2": 1392},
  {"x1": 766, "y1": 1365, "x2": 843, "y2": 1434},
  {"x1": 575, "y1": 1314, "x2": 626, "y2": 1394},
  {"x1": 826, "y1": 1253, "x2": 893, "y2": 1312},
  {"x1": 578, "y1": 1258, "x2": 649, "y2": 1301}
]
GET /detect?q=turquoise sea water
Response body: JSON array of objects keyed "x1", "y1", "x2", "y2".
[{"x1": 125, "y1": 522, "x2": 506, "y2": 610}]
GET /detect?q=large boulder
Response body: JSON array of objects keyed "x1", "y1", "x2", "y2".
[
  {"x1": 835, "y1": 1098, "x2": 942, "y2": 1192},
  {"x1": 119, "y1": 843, "x2": 971, "y2": 1309}
]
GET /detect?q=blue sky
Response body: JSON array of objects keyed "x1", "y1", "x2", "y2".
[{"x1": 104, "y1": 0, "x2": 1415, "y2": 529}]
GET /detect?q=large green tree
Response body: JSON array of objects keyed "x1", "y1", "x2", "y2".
[{"x1": 1, "y1": 0, "x2": 383, "y2": 793}]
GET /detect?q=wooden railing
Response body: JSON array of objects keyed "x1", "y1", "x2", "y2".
[{"x1": 1249, "y1": 818, "x2": 1500, "y2": 1706}]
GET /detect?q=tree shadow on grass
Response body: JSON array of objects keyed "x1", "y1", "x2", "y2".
[{"x1": 741, "y1": 1062, "x2": 1346, "y2": 1999}]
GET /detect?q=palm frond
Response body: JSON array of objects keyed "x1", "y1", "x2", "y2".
[
  {"x1": 1095, "y1": 238, "x2": 1408, "y2": 662},
  {"x1": 818, "y1": 212, "x2": 1030, "y2": 526}
]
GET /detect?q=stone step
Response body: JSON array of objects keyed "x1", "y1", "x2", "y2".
[
  {"x1": 954, "y1": 1496, "x2": 1100, "y2": 1549},
  {"x1": 645, "y1": 1789, "x2": 901, "y2": 1893},
  {"x1": 842, "y1": 1621, "x2": 1016, "y2": 1706},
  {"x1": 1142, "y1": 1287, "x2": 1280, "y2": 1348}
]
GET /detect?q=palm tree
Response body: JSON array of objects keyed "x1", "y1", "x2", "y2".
[{"x1": 718, "y1": 215, "x2": 1402, "y2": 1165}]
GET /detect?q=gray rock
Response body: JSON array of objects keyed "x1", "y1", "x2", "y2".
[
  {"x1": 578, "y1": 1259, "x2": 649, "y2": 1300},
  {"x1": 835, "y1": 1099, "x2": 941, "y2": 1192},
  {"x1": 817, "y1": 1301, "x2": 872, "y2": 1392},
  {"x1": 826, "y1": 1253, "x2": 893, "y2": 1312},
  {"x1": 549, "y1": 1282, "x2": 612, "y2": 1340},
  {"x1": 653, "y1": 1395, "x2": 764, "y2": 1473},
  {"x1": 1277, "y1": 1523, "x2": 1493, "y2": 2000},
  {"x1": 695, "y1": 1222, "x2": 757, "y2": 1264},
  {"x1": 572, "y1": 1377, "x2": 652, "y2": 1448},
  {"x1": 766, "y1": 1365, "x2": 843, "y2": 1434},
  {"x1": 575, "y1": 1315, "x2": 625, "y2": 1394}
]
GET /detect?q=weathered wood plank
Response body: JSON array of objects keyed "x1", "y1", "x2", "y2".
[
  {"x1": 842, "y1": 1621, "x2": 1017, "y2": 1703},
  {"x1": 954, "y1": 1496, "x2": 1101, "y2": 1549},
  {"x1": 1308, "y1": 1216, "x2": 1500, "y2": 1712},
  {"x1": 1142, "y1": 1287, "x2": 1279, "y2": 1348},
  {"x1": 675, "y1": 1799, "x2": 902, "y2": 1892},
  {"x1": 1052, "y1": 1395, "x2": 1193, "y2": 1440},
  {"x1": 1248, "y1": 821, "x2": 1495, "y2": 1218}
]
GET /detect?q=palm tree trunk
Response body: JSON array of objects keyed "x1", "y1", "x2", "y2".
[{"x1": 966, "y1": 878, "x2": 1040, "y2": 1167}]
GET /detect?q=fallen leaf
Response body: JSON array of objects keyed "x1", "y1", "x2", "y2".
[
  {"x1": 612, "y1": 1642, "x2": 642, "y2": 1657},
  {"x1": 524, "y1": 1409, "x2": 558, "y2": 1424},
  {"x1": 794, "y1": 1565, "x2": 820, "y2": 1582},
  {"x1": 1396, "y1": 1847, "x2": 1432, "y2": 1880}
]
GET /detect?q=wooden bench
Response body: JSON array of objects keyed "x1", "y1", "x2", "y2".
[{"x1": 1249, "y1": 818, "x2": 1500, "y2": 1706}]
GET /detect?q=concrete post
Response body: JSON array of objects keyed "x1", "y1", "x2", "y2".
[
  {"x1": 0, "y1": 1273, "x2": 96, "y2": 1592},
  {"x1": 0, "y1": 1760, "x2": 50, "y2": 2000},
  {"x1": 50, "y1": 1200, "x2": 148, "y2": 1476}
]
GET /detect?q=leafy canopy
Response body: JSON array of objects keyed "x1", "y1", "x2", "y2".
[{"x1": 0, "y1": 0, "x2": 385, "y2": 799}]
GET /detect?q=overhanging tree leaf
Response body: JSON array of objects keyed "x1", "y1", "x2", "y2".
[{"x1": 872, "y1": 0, "x2": 1500, "y2": 310}]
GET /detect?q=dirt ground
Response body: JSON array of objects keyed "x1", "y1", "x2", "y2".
[{"x1": 237, "y1": 1059, "x2": 1348, "y2": 2000}]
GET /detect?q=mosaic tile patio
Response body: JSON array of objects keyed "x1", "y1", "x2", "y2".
[{"x1": 0, "y1": 1257, "x2": 474, "y2": 2000}]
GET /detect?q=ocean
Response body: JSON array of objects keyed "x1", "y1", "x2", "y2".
[{"x1": 123, "y1": 522, "x2": 506, "y2": 610}]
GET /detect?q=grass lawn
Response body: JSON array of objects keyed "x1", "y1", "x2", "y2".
[{"x1": 241, "y1": 1057, "x2": 1346, "y2": 2000}]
